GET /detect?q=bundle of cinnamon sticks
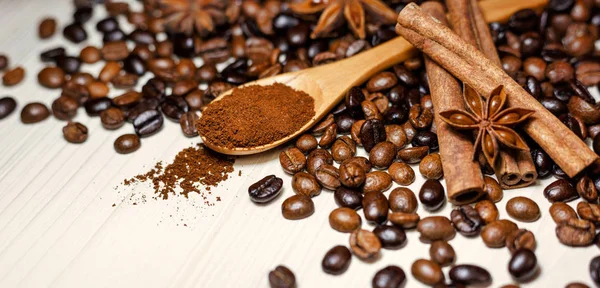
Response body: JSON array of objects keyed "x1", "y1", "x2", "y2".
[{"x1": 396, "y1": 0, "x2": 599, "y2": 204}]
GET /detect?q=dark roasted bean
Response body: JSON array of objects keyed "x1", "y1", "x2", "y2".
[
  {"x1": 0, "y1": 97, "x2": 17, "y2": 119},
  {"x1": 329, "y1": 207, "x2": 361, "y2": 233},
  {"x1": 63, "y1": 23, "x2": 87, "y2": 43},
  {"x1": 363, "y1": 191, "x2": 389, "y2": 224},
  {"x1": 411, "y1": 259, "x2": 444, "y2": 286},
  {"x1": 160, "y1": 96, "x2": 189, "y2": 121},
  {"x1": 429, "y1": 241, "x2": 455, "y2": 266},
  {"x1": 268, "y1": 265, "x2": 295, "y2": 288},
  {"x1": 56, "y1": 56, "x2": 81, "y2": 74},
  {"x1": 577, "y1": 176, "x2": 599, "y2": 203},
  {"x1": 372, "y1": 266, "x2": 406, "y2": 288},
  {"x1": 360, "y1": 119, "x2": 386, "y2": 152},
  {"x1": 322, "y1": 245, "x2": 352, "y2": 275},
  {"x1": 114, "y1": 134, "x2": 140, "y2": 154},
  {"x1": 451, "y1": 205, "x2": 483, "y2": 236},
  {"x1": 389, "y1": 187, "x2": 417, "y2": 213},
  {"x1": 545, "y1": 179, "x2": 579, "y2": 202},
  {"x1": 282, "y1": 194, "x2": 314, "y2": 220},
  {"x1": 334, "y1": 187, "x2": 363, "y2": 210},
  {"x1": 449, "y1": 264, "x2": 492, "y2": 286},
  {"x1": 248, "y1": 175, "x2": 283, "y2": 203},
  {"x1": 373, "y1": 225, "x2": 406, "y2": 249},
  {"x1": 21, "y1": 102, "x2": 50, "y2": 124},
  {"x1": 509, "y1": 249, "x2": 538, "y2": 281},
  {"x1": 133, "y1": 109, "x2": 163, "y2": 137},
  {"x1": 62, "y1": 122, "x2": 88, "y2": 143},
  {"x1": 279, "y1": 147, "x2": 306, "y2": 174},
  {"x1": 419, "y1": 179, "x2": 445, "y2": 211},
  {"x1": 417, "y1": 216, "x2": 455, "y2": 243}
]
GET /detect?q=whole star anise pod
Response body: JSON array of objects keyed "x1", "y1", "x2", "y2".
[
  {"x1": 439, "y1": 85, "x2": 535, "y2": 166},
  {"x1": 289, "y1": 0, "x2": 397, "y2": 39},
  {"x1": 158, "y1": 0, "x2": 228, "y2": 36}
]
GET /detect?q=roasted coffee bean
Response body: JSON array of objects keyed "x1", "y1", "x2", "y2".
[
  {"x1": 367, "y1": 71, "x2": 398, "y2": 92},
  {"x1": 84, "y1": 97, "x2": 111, "y2": 116},
  {"x1": 88, "y1": 81, "x2": 109, "y2": 99},
  {"x1": 322, "y1": 245, "x2": 352, "y2": 275},
  {"x1": 268, "y1": 265, "x2": 295, "y2": 288},
  {"x1": 420, "y1": 153, "x2": 443, "y2": 180},
  {"x1": 113, "y1": 91, "x2": 141, "y2": 109},
  {"x1": 129, "y1": 29, "x2": 155, "y2": 45},
  {"x1": 315, "y1": 164, "x2": 341, "y2": 190},
  {"x1": 331, "y1": 136, "x2": 356, "y2": 163},
  {"x1": 0, "y1": 54, "x2": 8, "y2": 70},
  {"x1": 63, "y1": 23, "x2": 87, "y2": 43},
  {"x1": 388, "y1": 162, "x2": 415, "y2": 186},
  {"x1": 419, "y1": 179, "x2": 445, "y2": 211},
  {"x1": 577, "y1": 176, "x2": 598, "y2": 203},
  {"x1": 546, "y1": 61, "x2": 575, "y2": 84},
  {"x1": 369, "y1": 141, "x2": 396, "y2": 169},
  {"x1": 429, "y1": 241, "x2": 455, "y2": 267},
  {"x1": 388, "y1": 211, "x2": 420, "y2": 229},
  {"x1": 319, "y1": 124, "x2": 337, "y2": 148},
  {"x1": 541, "y1": 98, "x2": 567, "y2": 115},
  {"x1": 363, "y1": 191, "x2": 389, "y2": 224},
  {"x1": 475, "y1": 200, "x2": 499, "y2": 224},
  {"x1": 282, "y1": 194, "x2": 314, "y2": 220},
  {"x1": 384, "y1": 105, "x2": 409, "y2": 125},
  {"x1": 51, "y1": 96, "x2": 78, "y2": 120},
  {"x1": 412, "y1": 131, "x2": 439, "y2": 151},
  {"x1": 114, "y1": 134, "x2": 140, "y2": 154},
  {"x1": 56, "y1": 56, "x2": 81, "y2": 74},
  {"x1": 409, "y1": 104, "x2": 433, "y2": 130},
  {"x1": 248, "y1": 175, "x2": 283, "y2": 203},
  {"x1": 37, "y1": 66, "x2": 65, "y2": 88},
  {"x1": 411, "y1": 259, "x2": 444, "y2": 286},
  {"x1": 339, "y1": 162, "x2": 365, "y2": 188},
  {"x1": 312, "y1": 114, "x2": 335, "y2": 136},
  {"x1": 594, "y1": 135, "x2": 600, "y2": 155},
  {"x1": 101, "y1": 41, "x2": 129, "y2": 62},
  {"x1": 343, "y1": 157, "x2": 372, "y2": 173},
  {"x1": 100, "y1": 107, "x2": 124, "y2": 130},
  {"x1": 362, "y1": 100, "x2": 382, "y2": 121},
  {"x1": 334, "y1": 187, "x2": 363, "y2": 210},
  {"x1": 62, "y1": 122, "x2": 88, "y2": 143},
  {"x1": 133, "y1": 109, "x2": 163, "y2": 137},
  {"x1": 545, "y1": 179, "x2": 579, "y2": 202},
  {"x1": 335, "y1": 114, "x2": 355, "y2": 134},
  {"x1": 502, "y1": 55, "x2": 522, "y2": 77},
  {"x1": 96, "y1": 17, "x2": 119, "y2": 33},
  {"x1": 360, "y1": 119, "x2": 386, "y2": 152},
  {"x1": 160, "y1": 96, "x2": 189, "y2": 121},
  {"x1": 103, "y1": 29, "x2": 127, "y2": 43},
  {"x1": 451, "y1": 205, "x2": 483, "y2": 236},
  {"x1": 330, "y1": 207, "x2": 361, "y2": 233},
  {"x1": 292, "y1": 172, "x2": 321, "y2": 197},
  {"x1": 509, "y1": 249, "x2": 538, "y2": 281},
  {"x1": 0, "y1": 97, "x2": 17, "y2": 119},
  {"x1": 2, "y1": 66, "x2": 25, "y2": 86},
  {"x1": 279, "y1": 147, "x2": 306, "y2": 174},
  {"x1": 506, "y1": 196, "x2": 541, "y2": 222},
  {"x1": 565, "y1": 282, "x2": 590, "y2": 288},
  {"x1": 123, "y1": 54, "x2": 146, "y2": 76},
  {"x1": 568, "y1": 97, "x2": 600, "y2": 125},
  {"x1": 385, "y1": 125, "x2": 408, "y2": 149},
  {"x1": 21, "y1": 102, "x2": 50, "y2": 124},
  {"x1": 508, "y1": 9, "x2": 538, "y2": 33},
  {"x1": 40, "y1": 47, "x2": 65, "y2": 63},
  {"x1": 417, "y1": 216, "x2": 455, "y2": 243},
  {"x1": 62, "y1": 81, "x2": 89, "y2": 104},
  {"x1": 523, "y1": 57, "x2": 547, "y2": 81},
  {"x1": 372, "y1": 265, "x2": 406, "y2": 288},
  {"x1": 38, "y1": 17, "x2": 56, "y2": 39},
  {"x1": 550, "y1": 202, "x2": 578, "y2": 224},
  {"x1": 373, "y1": 225, "x2": 406, "y2": 249},
  {"x1": 80, "y1": 46, "x2": 101, "y2": 64},
  {"x1": 98, "y1": 62, "x2": 121, "y2": 83},
  {"x1": 389, "y1": 187, "x2": 417, "y2": 213},
  {"x1": 349, "y1": 229, "x2": 381, "y2": 260},
  {"x1": 532, "y1": 148, "x2": 553, "y2": 178},
  {"x1": 184, "y1": 90, "x2": 204, "y2": 111},
  {"x1": 506, "y1": 229, "x2": 536, "y2": 254},
  {"x1": 397, "y1": 146, "x2": 429, "y2": 164},
  {"x1": 111, "y1": 73, "x2": 138, "y2": 89},
  {"x1": 481, "y1": 219, "x2": 518, "y2": 248},
  {"x1": 363, "y1": 171, "x2": 392, "y2": 194},
  {"x1": 306, "y1": 149, "x2": 333, "y2": 175},
  {"x1": 142, "y1": 78, "x2": 166, "y2": 100},
  {"x1": 577, "y1": 202, "x2": 600, "y2": 224},
  {"x1": 449, "y1": 264, "x2": 492, "y2": 286},
  {"x1": 590, "y1": 256, "x2": 600, "y2": 286}
]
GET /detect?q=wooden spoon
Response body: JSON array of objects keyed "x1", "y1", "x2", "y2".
[
  {"x1": 200, "y1": 36, "x2": 416, "y2": 155},
  {"x1": 200, "y1": 0, "x2": 549, "y2": 155}
]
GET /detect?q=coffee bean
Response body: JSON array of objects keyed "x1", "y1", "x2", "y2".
[
  {"x1": 475, "y1": 200, "x2": 499, "y2": 224},
  {"x1": 51, "y1": 96, "x2": 78, "y2": 120},
  {"x1": 545, "y1": 179, "x2": 579, "y2": 202},
  {"x1": 508, "y1": 9, "x2": 538, "y2": 33},
  {"x1": 362, "y1": 100, "x2": 383, "y2": 121},
  {"x1": 388, "y1": 212, "x2": 420, "y2": 229},
  {"x1": 21, "y1": 102, "x2": 50, "y2": 124},
  {"x1": 319, "y1": 124, "x2": 337, "y2": 148},
  {"x1": 372, "y1": 266, "x2": 406, "y2": 288},
  {"x1": 62, "y1": 122, "x2": 88, "y2": 143},
  {"x1": 0, "y1": 97, "x2": 17, "y2": 119},
  {"x1": 506, "y1": 196, "x2": 541, "y2": 222},
  {"x1": 363, "y1": 171, "x2": 392, "y2": 194},
  {"x1": 282, "y1": 194, "x2": 314, "y2": 220},
  {"x1": 546, "y1": 61, "x2": 575, "y2": 84},
  {"x1": 56, "y1": 56, "x2": 81, "y2": 75},
  {"x1": 565, "y1": 282, "x2": 590, "y2": 288},
  {"x1": 339, "y1": 162, "x2": 365, "y2": 188},
  {"x1": 373, "y1": 225, "x2": 406, "y2": 249},
  {"x1": 2, "y1": 66, "x2": 25, "y2": 86},
  {"x1": 397, "y1": 146, "x2": 429, "y2": 164},
  {"x1": 63, "y1": 23, "x2": 87, "y2": 43},
  {"x1": 386, "y1": 188, "x2": 417, "y2": 214},
  {"x1": 369, "y1": 141, "x2": 396, "y2": 169},
  {"x1": 509, "y1": 249, "x2": 538, "y2": 281},
  {"x1": 577, "y1": 176, "x2": 598, "y2": 203},
  {"x1": 84, "y1": 97, "x2": 112, "y2": 116},
  {"x1": 0, "y1": 54, "x2": 8, "y2": 70},
  {"x1": 38, "y1": 17, "x2": 57, "y2": 39},
  {"x1": 331, "y1": 136, "x2": 356, "y2": 163},
  {"x1": 417, "y1": 216, "x2": 455, "y2": 243},
  {"x1": 411, "y1": 259, "x2": 444, "y2": 286},
  {"x1": 577, "y1": 201, "x2": 600, "y2": 224},
  {"x1": 88, "y1": 81, "x2": 109, "y2": 99},
  {"x1": 419, "y1": 179, "x2": 445, "y2": 211},
  {"x1": 481, "y1": 219, "x2": 518, "y2": 248},
  {"x1": 306, "y1": 149, "x2": 333, "y2": 175},
  {"x1": 412, "y1": 131, "x2": 439, "y2": 151},
  {"x1": 419, "y1": 153, "x2": 443, "y2": 180},
  {"x1": 279, "y1": 147, "x2": 306, "y2": 175},
  {"x1": 330, "y1": 207, "x2": 361, "y2": 233},
  {"x1": 393, "y1": 65, "x2": 419, "y2": 87},
  {"x1": 568, "y1": 97, "x2": 600, "y2": 125},
  {"x1": 268, "y1": 265, "x2": 295, "y2": 288},
  {"x1": 360, "y1": 119, "x2": 386, "y2": 152},
  {"x1": 292, "y1": 172, "x2": 321, "y2": 197},
  {"x1": 387, "y1": 162, "x2": 415, "y2": 186},
  {"x1": 385, "y1": 125, "x2": 408, "y2": 149},
  {"x1": 532, "y1": 148, "x2": 553, "y2": 179},
  {"x1": 549, "y1": 0, "x2": 574, "y2": 12},
  {"x1": 160, "y1": 96, "x2": 189, "y2": 121},
  {"x1": 96, "y1": 17, "x2": 119, "y2": 33},
  {"x1": 429, "y1": 241, "x2": 455, "y2": 266},
  {"x1": 506, "y1": 229, "x2": 536, "y2": 254},
  {"x1": 449, "y1": 264, "x2": 492, "y2": 286},
  {"x1": 349, "y1": 229, "x2": 381, "y2": 260},
  {"x1": 315, "y1": 164, "x2": 341, "y2": 190},
  {"x1": 384, "y1": 105, "x2": 409, "y2": 125},
  {"x1": 409, "y1": 104, "x2": 433, "y2": 130},
  {"x1": 100, "y1": 107, "x2": 124, "y2": 130},
  {"x1": 248, "y1": 175, "x2": 283, "y2": 203},
  {"x1": 541, "y1": 98, "x2": 568, "y2": 115},
  {"x1": 177, "y1": 111, "x2": 198, "y2": 137},
  {"x1": 590, "y1": 256, "x2": 600, "y2": 286},
  {"x1": 334, "y1": 187, "x2": 363, "y2": 210},
  {"x1": 123, "y1": 54, "x2": 146, "y2": 76},
  {"x1": 363, "y1": 191, "x2": 389, "y2": 224},
  {"x1": 367, "y1": 72, "x2": 398, "y2": 92},
  {"x1": 322, "y1": 245, "x2": 352, "y2": 275},
  {"x1": 114, "y1": 134, "x2": 140, "y2": 154},
  {"x1": 550, "y1": 202, "x2": 578, "y2": 224},
  {"x1": 133, "y1": 109, "x2": 163, "y2": 137},
  {"x1": 451, "y1": 205, "x2": 483, "y2": 236},
  {"x1": 37, "y1": 66, "x2": 65, "y2": 89},
  {"x1": 523, "y1": 57, "x2": 547, "y2": 81},
  {"x1": 103, "y1": 28, "x2": 127, "y2": 43},
  {"x1": 295, "y1": 134, "x2": 317, "y2": 154}
]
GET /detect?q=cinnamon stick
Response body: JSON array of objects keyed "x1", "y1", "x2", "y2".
[
  {"x1": 447, "y1": 0, "x2": 538, "y2": 189},
  {"x1": 421, "y1": 2, "x2": 485, "y2": 205},
  {"x1": 396, "y1": 3, "x2": 599, "y2": 177}
]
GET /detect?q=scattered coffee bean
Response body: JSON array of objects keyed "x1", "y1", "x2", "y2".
[
  {"x1": 291, "y1": 172, "x2": 321, "y2": 197},
  {"x1": 369, "y1": 141, "x2": 396, "y2": 169},
  {"x1": 419, "y1": 153, "x2": 443, "y2": 180},
  {"x1": 373, "y1": 225, "x2": 406, "y2": 249},
  {"x1": 315, "y1": 164, "x2": 341, "y2": 190},
  {"x1": 481, "y1": 219, "x2": 518, "y2": 248},
  {"x1": 38, "y1": 18, "x2": 56, "y2": 39},
  {"x1": 590, "y1": 256, "x2": 600, "y2": 286},
  {"x1": 296, "y1": 134, "x2": 318, "y2": 154},
  {"x1": 0, "y1": 96, "x2": 17, "y2": 119},
  {"x1": 506, "y1": 196, "x2": 541, "y2": 222},
  {"x1": 349, "y1": 229, "x2": 381, "y2": 260},
  {"x1": 37, "y1": 66, "x2": 65, "y2": 88},
  {"x1": 577, "y1": 202, "x2": 600, "y2": 224},
  {"x1": 279, "y1": 147, "x2": 306, "y2": 174},
  {"x1": 388, "y1": 187, "x2": 417, "y2": 213},
  {"x1": 388, "y1": 212, "x2": 420, "y2": 229},
  {"x1": 545, "y1": 179, "x2": 579, "y2": 202},
  {"x1": 449, "y1": 264, "x2": 492, "y2": 286},
  {"x1": 483, "y1": 176, "x2": 503, "y2": 202},
  {"x1": 577, "y1": 176, "x2": 598, "y2": 203},
  {"x1": 338, "y1": 162, "x2": 365, "y2": 188},
  {"x1": 179, "y1": 111, "x2": 199, "y2": 137},
  {"x1": 565, "y1": 282, "x2": 590, "y2": 288},
  {"x1": 556, "y1": 218, "x2": 595, "y2": 246},
  {"x1": 100, "y1": 107, "x2": 124, "y2": 130},
  {"x1": 329, "y1": 207, "x2": 361, "y2": 233},
  {"x1": 411, "y1": 259, "x2": 444, "y2": 286},
  {"x1": 409, "y1": 104, "x2": 433, "y2": 130},
  {"x1": 319, "y1": 123, "x2": 337, "y2": 148},
  {"x1": 549, "y1": 202, "x2": 578, "y2": 224},
  {"x1": 429, "y1": 241, "x2": 455, "y2": 266},
  {"x1": 362, "y1": 191, "x2": 389, "y2": 224},
  {"x1": 388, "y1": 162, "x2": 415, "y2": 186},
  {"x1": 419, "y1": 179, "x2": 446, "y2": 211},
  {"x1": 509, "y1": 248, "x2": 538, "y2": 281},
  {"x1": 360, "y1": 119, "x2": 386, "y2": 152},
  {"x1": 62, "y1": 122, "x2": 88, "y2": 143},
  {"x1": 63, "y1": 22, "x2": 87, "y2": 43},
  {"x1": 372, "y1": 266, "x2": 406, "y2": 288},
  {"x1": 21, "y1": 102, "x2": 50, "y2": 124},
  {"x1": 322, "y1": 245, "x2": 352, "y2": 275},
  {"x1": 475, "y1": 200, "x2": 499, "y2": 224},
  {"x1": 331, "y1": 136, "x2": 356, "y2": 163},
  {"x1": 363, "y1": 171, "x2": 392, "y2": 194},
  {"x1": 334, "y1": 187, "x2": 363, "y2": 210},
  {"x1": 3, "y1": 66, "x2": 25, "y2": 86},
  {"x1": 397, "y1": 146, "x2": 429, "y2": 164},
  {"x1": 506, "y1": 228, "x2": 536, "y2": 254},
  {"x1": 248, "y1": 175, "x2": 283, "y2": 203},
  {"x1": 451, "y1": 205, "x2": 483, "y2": 236},
  {"x1": 417, "y1": 216, "x2": 455, "y2": 243},
  {"x1": 268, "y1": 265, "x2": 295, "y2": 288},
  {"x1": 133, "y1": 109, "x2": 163, "y2": 137},
  {"x1": 80, "y1": 46, "x2": 101, "y2": 64},
  {"x1": 114, "y1": 134, "x2": 140, "y2": 154},
  {"x1": 306, "y1": 149, "x2": 333, "y2": 175}
]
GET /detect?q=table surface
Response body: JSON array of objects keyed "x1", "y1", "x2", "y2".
[{"x1": 1, "y1": 0, "x2": 599, "y2": 287}]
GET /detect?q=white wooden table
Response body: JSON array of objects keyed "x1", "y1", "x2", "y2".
[{"x1": 0, "y1": 0, "x2": 599, "y2": 287}]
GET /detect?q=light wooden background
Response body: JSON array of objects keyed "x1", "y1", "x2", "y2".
[{"x1": 0, "y1": 0, "x2": 599, "y2": 287}]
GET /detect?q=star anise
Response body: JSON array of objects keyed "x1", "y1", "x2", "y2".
[
  {"x1": 439, "y1": 85, "x2": 535, "y2": 167},
  {"x1": 158, "y1": 0, "x2": 228, "y2": 36},
  {"x1": 289, "y1": 0, "x2": 397, "y2": 39}
]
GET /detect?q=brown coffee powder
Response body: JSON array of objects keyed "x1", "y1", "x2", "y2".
[{"x1": 196, "y1": 83, "x2": 315, "y2": 148}]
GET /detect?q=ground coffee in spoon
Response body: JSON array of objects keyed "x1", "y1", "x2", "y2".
[{"x1": 196, "y1": 83, "x2": 315, "y2": 148}]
